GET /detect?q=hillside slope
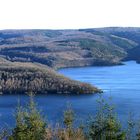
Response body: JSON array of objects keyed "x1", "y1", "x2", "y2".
[
  {"x1": 0, "y1": 27, "x2": 140, "y2": 94},
  {"x1": 0, "y1": 28, "x2": 137, "y2": 69},
  {"x1": 0, "y1": 58, "x2": 101, "y2": 94},
  {"x1": 0, "y1": 28, "x2": 140, "y2": 69}
]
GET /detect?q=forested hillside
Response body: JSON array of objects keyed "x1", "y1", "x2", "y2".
[
  {"x1": 0, "y1": 58, "x2": 100, "y2": 94},
  {"x1": 0, "y1": 27, "x2": 140, "y2": 94},
  {"x1": 0, "y1": 28, "x2": 139, "y2": 69},
  {"x1": 0, "y1": 59, "x2": 101, "y2": 94}
]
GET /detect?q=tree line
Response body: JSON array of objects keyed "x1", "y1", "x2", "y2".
[
  {"x1": 0, "y1": 94, "x2": 140, "y2": 140},
  {"x1": 0, "y1": 67, "x2": 100, "y2": 95}
]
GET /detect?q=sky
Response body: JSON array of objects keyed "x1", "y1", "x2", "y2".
[{"x1": 0, "y1": 0, "x2": 140, "y2": 29}]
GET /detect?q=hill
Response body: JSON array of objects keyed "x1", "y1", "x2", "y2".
[
  {"x1": 0, "y1": 28, "x2": 140, "y2": 69},
  {"x1": 0, "y1": 27, "x2": 140, "y2": 94},
  {"x1": 0, "y1": 58, "x2": 101, "y2": 94}
]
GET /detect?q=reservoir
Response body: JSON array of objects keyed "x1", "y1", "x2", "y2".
[{"x1": 0, "y1": 61, "x2": 140, "y2": 127}]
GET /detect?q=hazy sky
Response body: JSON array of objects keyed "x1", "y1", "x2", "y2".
[{"x1": 0, "y1": 0, "x2": 140, "y2": 29}]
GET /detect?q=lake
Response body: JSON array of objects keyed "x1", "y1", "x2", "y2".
[{"x1": 0, "y1": 61, "x2": 140, "y2": 128}]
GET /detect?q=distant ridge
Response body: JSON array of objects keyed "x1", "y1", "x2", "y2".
[{"x1": 0, "y1": 27, "x2": 140, "y2": 94}]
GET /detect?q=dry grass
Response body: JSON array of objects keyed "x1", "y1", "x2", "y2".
[{"x1": 44, "y1": 124, "x2": 86, "y2": 140}]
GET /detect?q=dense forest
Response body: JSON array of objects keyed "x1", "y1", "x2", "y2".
[{"x1": 0, "y1": 58, "x2": 101, "y2": 94}]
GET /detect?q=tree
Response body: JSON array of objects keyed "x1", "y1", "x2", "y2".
[
  {"x1": 9, "y1": 94, "x2": 46, "y2": 140},
  {"x1": 63, "y1": 104, "x2": 74, "y2": 129},
  {"x1": 126, "y1": 113, "x2": 135, "y2": 140},
  {"x1": 88, "y1": 96, "x2": 126, "y2": 140}
]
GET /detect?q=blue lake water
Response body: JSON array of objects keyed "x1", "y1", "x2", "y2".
[{"x1": 0, "y1": 61, "x2": 140, "y2": 128}]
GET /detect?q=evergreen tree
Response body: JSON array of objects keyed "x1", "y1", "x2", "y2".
[
  {"x1": 88, "y1": 96, "x2": 126, "y2": 140},
  {"x1": 63, "y1": 104, "x2": 74, "y2": 129},
  {"x1": 126, "y1": 113, "x2": 135, "y2": 140},
  {"x1": 9, "y1": 94, "x2": 46, "y2": 140}
]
